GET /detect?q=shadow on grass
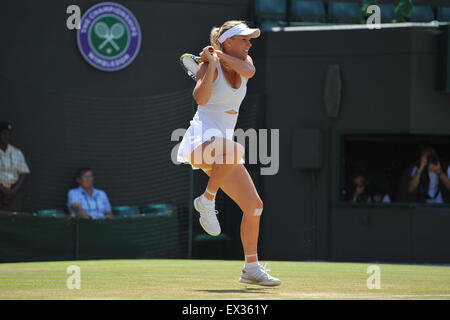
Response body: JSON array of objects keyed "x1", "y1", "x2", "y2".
[{"x1": 195, "y1": 287, "x2": 274, "y2": 294}]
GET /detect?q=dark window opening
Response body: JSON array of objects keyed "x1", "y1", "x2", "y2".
[{"x1": 340, "y1": 134, "x2": 450, "y2": 205}]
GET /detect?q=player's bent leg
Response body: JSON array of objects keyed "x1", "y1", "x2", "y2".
[
  {"x1": 204, "y1": 137, "x2": 245, "y2": 197},
  {"x1": 190, "y1": 136, "x2": 245, "y2": 237}
]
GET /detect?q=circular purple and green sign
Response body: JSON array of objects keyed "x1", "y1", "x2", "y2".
[{"x1": 77, "y1": 2, "x2": 141, "y2": 71}]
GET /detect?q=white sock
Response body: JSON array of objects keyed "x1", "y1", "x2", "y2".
[
  {"x1": 245, "y1": 262, "x2": 259, "y2": 269},
  {"x1": 201, "y1": 188, "x2": 216, "y2": 205},
  {"x1": 201, "y1": 193, "x2": 215, "y2": 206},
  {"x1": 244, "y1": 254, "x2": 259, "y2": 269}
]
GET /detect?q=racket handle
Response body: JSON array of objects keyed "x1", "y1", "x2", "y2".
[{"x1": 208, "y1": 47, "x2": 215, "y2": 53}]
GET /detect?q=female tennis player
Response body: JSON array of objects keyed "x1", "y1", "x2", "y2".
[{"x1": 177, "y1": 20, "x2": 280, "y2": 286}]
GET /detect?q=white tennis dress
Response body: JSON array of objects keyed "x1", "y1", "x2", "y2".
[{"x1": 177, "y1": 61, "x2": 247, "y2": 170}]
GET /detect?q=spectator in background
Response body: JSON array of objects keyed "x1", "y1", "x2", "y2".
[
  {"x1": 0, "y1": 122, "x2": 30, "y2": 212},
  {"x1": 368, "y1": 184, "x2": 391, "y2": 203},
  {"x1": 343, "y1": 171, "x2": 371, "y2": 203},
  {"x1": 67, "y1": 167, "x2": 113, "y2": 219},
  {"x1": 406, "y1": 145, "x2": 450, "y2": 204}
]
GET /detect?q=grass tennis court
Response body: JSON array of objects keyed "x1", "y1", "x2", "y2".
[{"x1": 0, "y1": 259, "x2": 449, "y2": 300}]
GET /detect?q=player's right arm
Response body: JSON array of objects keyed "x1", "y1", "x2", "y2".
[{"x1": 193, "y1": 47, "x2": 218, "y2": 106}]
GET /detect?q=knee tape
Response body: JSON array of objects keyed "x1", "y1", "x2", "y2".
[{"x1": 254, "y1": 208, "x2": 263, "y2": 216}]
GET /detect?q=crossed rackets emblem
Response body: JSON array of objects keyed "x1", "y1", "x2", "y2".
[{"x1": 94, "y1": 21, "x2": 125, "y2": 52}]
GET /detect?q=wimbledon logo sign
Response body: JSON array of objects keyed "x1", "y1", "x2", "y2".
[{"x1": 76, "y1": 2, "x2": 141, "y2": 71}]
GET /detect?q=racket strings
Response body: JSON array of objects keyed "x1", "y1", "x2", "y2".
[{"x1": 180, "y1": 54, "x2": 203, "y2": 81}]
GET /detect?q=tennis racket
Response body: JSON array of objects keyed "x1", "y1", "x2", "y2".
[{"x1": 179, "y1": 47, "x2": 214, "y2": 81}]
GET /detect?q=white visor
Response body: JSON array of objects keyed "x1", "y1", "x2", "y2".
[{"x1": 218, "y1": 24, "x2": 261, "y2": 44}]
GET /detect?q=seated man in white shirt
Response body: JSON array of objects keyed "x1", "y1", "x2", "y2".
[{"x1": 407, "y1": 145, "x2": 450, "y2": 204}]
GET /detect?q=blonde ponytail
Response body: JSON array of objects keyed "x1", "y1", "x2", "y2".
[{"x1": 210, "y1": 27, "x2": 221, "y2": 50}]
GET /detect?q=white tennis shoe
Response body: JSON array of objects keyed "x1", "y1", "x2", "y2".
[
  {"x1": 239, "y1": 263, "x2": 281, "y2": 287},
  {"x1": 193, "y1": 195, "x2": 221, "y2": 236}
]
